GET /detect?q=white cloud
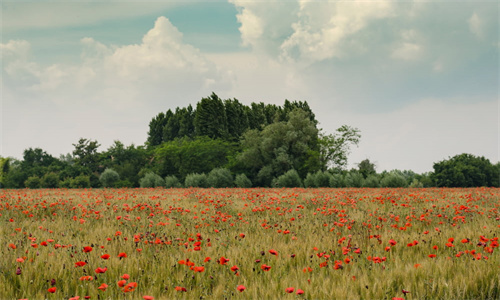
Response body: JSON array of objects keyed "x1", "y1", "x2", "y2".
[{"x1": 468, "y1": 12, "x2": 483, "y2": 38}]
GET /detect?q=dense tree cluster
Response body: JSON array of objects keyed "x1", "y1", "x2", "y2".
[{"x1": 0, "y1": 93, "x2": 497, "y2": 189}]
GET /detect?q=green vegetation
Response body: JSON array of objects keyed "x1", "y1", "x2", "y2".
[{"x1": 0, "y1": 93, "x2": 498, "y2": 188}]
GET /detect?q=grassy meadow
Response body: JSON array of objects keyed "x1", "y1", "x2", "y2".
[{"x1": 1, "y1": 187, "x2": 499, "y2": 299}]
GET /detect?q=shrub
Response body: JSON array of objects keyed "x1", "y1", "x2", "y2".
[
  {"x1": 25, "y1": 176, "x2": 41, "y2": 189},
  {"x1": 41, "y1": 172, "x2": 59, "y2": 188},
  {"x1": 184, "y1": 173, "x2": 209, "y2": 188},
  {"x1": 380, "y1": 172, "x2": 408, "y2": 188},
  {"x1": 234, "y1": 174, "x2": 252, "y2": 188},
  {"x1": 344, "y1": 172, "x2": 363, "y2": 187},
  {"x1": 304, "y1": 171, "x2": 332, "y2": 188},
  {"x1": 207, "y1": 168, "x2": 233, "y2": 188},
  {"x1": 304, "y1": 173, "x2": 316, "y2": 187},
  {"x1": 115, "y1": 180, "x2": 133, "y2": 188},
  {"x1": 329, "y1": 173, "x2": 344, "y2": 188},
  {"x1": 139, "y1": 172, "x2": 165, "y2": 188},
  {"x1": 165, "y1": 175, "x2": 182, "y2": 188},
  {"x1": 409, "y1": 179, "x2": 424, "y2": 188},
  {"x1": 99, "y1": 168, "x2": 120, "y2": 188},
  {"x1": 273, "y1": 169, "x2": 302, "y2": 188},
  {"x1": 59, "y1": 178, "x2": 72, "y2": 188},
  {"x1": 362, "y1": 175, "x2": 380, "y2": 188},
  {"x1": 71, "y1": 175, "x2": 91, "y2": 188}
]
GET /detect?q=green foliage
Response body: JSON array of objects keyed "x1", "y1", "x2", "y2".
[
  {"x1": 207, "y1": 168, "x2": 233, "y2": 188},
  {"x1": 273, "y1": 169, "x2": 303, "y2": 187},
  {"x1": 165, "y1": 175, "x2": 182, "y2": 188},
  {"x1": 329, "y1": 173, "x2": 344, "y2": 188},
  {"x1": 432, "y1": 153, "x2": 499, "y2": 187},
  {"x1": 319, "y1": 126, "x2": 361, "y2": 171},
  {"x1": 409, "y1": 179, "x2": 424, "y2": 188},
  {"x1": 99, "y1": 168, "x2": 120, "y2": 188},
  {"x1": 72, "y1": 138, "x2": 101, "y2": 173},
  {"x1": 380, "y1": 171, "x2": 408, "y2": 188},
  {"x1": 304, "y1": 171, "x2": 332, "y2": 187},
  {"x1": 194, "y1": 93, "x2": 228, "y2": 139},
  {"x1": 154, "y1": 136, "x2": 237, "y2": 181},
  {"x1": 238, "y1": 108, "x2": 319, "y2": 185},
  {"x1": 184, "y1": 173, "x2": 209, "y2": 188},
  {"x1": 139, "y1": 172, "x2": 165, "y2": 188},
  {"x1": 363, "y1": 174, "x2": 380, "y2": 188},
  {"x1": 344, "y1": 171, "x2": 364, "y2": 188},
  {"x1": 234, "y1": 173, "x2": 252, "y2": 188},
  {"x1": 358, "y1": 159, "x2": 376, "y2": 178},
  {"x1": 41, "y1": 172, "x2": 59, "y2": 188},
  {"x1": 0, "y1": 157, "x2": 10, "y2": 188},
  {"x1": 70, "y1": 175, "x2": 91, "y2": 188},
  {"x1": 25, "y1": 176, "x2": 41, "y2": 189}
]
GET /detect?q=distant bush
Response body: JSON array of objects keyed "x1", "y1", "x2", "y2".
[
  {"x1": 41, "y1": 172, "x2": 59, "y2": 188},
  {"x1": 380, "y1": 172, "x2": 408, "y2": 188},
  {"x1": 409, "y1": 179, "x2": 424, "y2": 188},
  {"x1": 115, "y1": 179, "x2": 133, "y2": 188},
  {"x1": 304, "y1": 171, "x2": 331, "y2": 187},
  {"x1": 234, "y1": 174, "x2": 252, "y2": 188},
  {"x1": 165, "y1": 175, "x2": 182, "y2": 188},
  {"x1": 100, "y1": 168, "x2": 120, "y2": 188},
  {"x1": 184, "y1": 173, "x2": 209, "y2": 188},
  {"x1": 363, "y1": 175, "x2": 380, "y2": 188},
  {"x1": 273, "y1": 169, "x2": 302, "y2": 188},
  {"x1": 59, "y1": 178, "x2": 72, "y2": 188},
  {"x1": 71, "y1": 175, "x2": 91, "y2": 188},
  {"x1": 25, "y1": 176, "x2": 41, "y2": 189},
  {"x1": 344, "y1": 172, "x2": 364, "y2": 188},
  {"x1": 329, "y1": 173, "x2": 344, "y2": 188},
  {"x1": 207, "y1": 168, "x2": 233, "y2": 188},
  {"x1": 139, "y1": 172, "x2": 165, "y2": 188}
]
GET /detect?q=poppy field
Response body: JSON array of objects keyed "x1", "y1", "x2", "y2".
[{"x1": 1, "y1": 187, "x2": 499, "y2": 299}]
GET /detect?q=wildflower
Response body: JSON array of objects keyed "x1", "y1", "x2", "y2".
[
  {"x1": 47, "y1": 287, "x2": 56, "y2": 293},
  {"x1": 285, "y1": 287, "x2": 294, "y2": 293},
  {"x1": 237, "y1": 285, "x2": 246, "y2": 292}
]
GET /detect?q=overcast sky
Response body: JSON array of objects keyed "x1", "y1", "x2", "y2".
[{"x1": 1, "y1": 0, "x2": 498, "y2": 173}]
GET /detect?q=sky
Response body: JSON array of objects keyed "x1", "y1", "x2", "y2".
[{"x1": 1, "y1": 0, "x2": 498, "y2": 174}]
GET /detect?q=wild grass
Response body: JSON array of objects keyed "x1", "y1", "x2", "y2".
[{"x1": 1, "y1": 187, "x2": 498, "y2": 299}]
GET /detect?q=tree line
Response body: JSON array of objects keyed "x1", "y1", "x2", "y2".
[{"x1": 0, "y1": 93, "x2": 498, "y2": 189}]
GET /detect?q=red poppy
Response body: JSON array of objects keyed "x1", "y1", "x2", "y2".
[
  {"x1": 47, "y1": 287, "x2": 56, "y2": 293},
  {"x1": 285, "y1": 287, "x2": 294, "y2": 293},
  {"x1": 143, "y1": 296, "x2": 154, "y2": 300},
  {"x1": 296, "y1": 289, "x2": 304, "y2": 295},
  {"x1": 79, "y1": 276, "x2": 93, "y2": 281},
  {"x1": 237, "y1": 285, "x2": 246, "y2": 292},
  {"x1": 428, "y1": 254, "x2": 437, "y2": 258},
  {"x1": 269, "y1": 249, "x2": 278, "y2": 256},
  {"x1": 175, "y1": 286, "x2": 187, "y2": 292},
  {"x1": 117, "y1": 280, "x2": 127, "y2": 287},
  {"x1": 219, "y1": 256, "x2": 229, "y2": 265},
  {"x1": 95, "y1": 267, "x2": 107, "y2": 274},
  {"x1": 239, "y1": 233, "x2": 245, "y2": 238},
  {"x1": 230, "y1": 265, "x2": 239, "y2": 272},
  {"x1": 122, "y1": 274, "x2": 130, "y2": 280},
  {"x1": 118, "y1": 252, "x2": 127, "y2": 258},
  {"x1": 8, "y1": 243, "x2": 16, "y2": 249},
  {"x1": 193, "y1": 266, "x2": 205, "y2": 272},
  {"x1": 389, "y1": 239, "x2": 397, "y2": 246},
  {"x1": 97, "y1": 283, "x2": 108, "y2": 291},
  {"x1": 83, "y1": 246, "x2": 93, "y2": 253},
  {"x1": 75, "y1": 261, "x2": 87, "y2": 267},
  {"x1": 204, "y1": 257, "x2": 211, "y2": 262},
  {"x1": 101, "y1": 254, "x2": 110, "y2": 260},
  {"x1": 261, "y1": 264, "x2": 271, "y2": 271}
]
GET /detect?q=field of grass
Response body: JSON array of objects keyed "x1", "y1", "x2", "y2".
[{"x1": 1, "y1": 187, "x2": 499, "y2": 299}]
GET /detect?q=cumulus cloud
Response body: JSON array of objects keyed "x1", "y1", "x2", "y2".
[{"x1": 1, "y1": 16, "x2": 234, "y2": 158}]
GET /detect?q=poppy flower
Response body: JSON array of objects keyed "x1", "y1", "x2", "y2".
[
  {"x1": 101, "y1": 254, "x2": 110, "y2": 260},
  {"x1": 230, "y1": 265, "x2": 239, "y2": 272},
  {"x1": 83, "y1": 246, "x2": 93, "y2": 253},
  {"x1": 122, "y1": 274, "x2": 130, "y2": 280},
  {"x1": 117, "y1": 280, "x2": 127, "y2": 287},
  {"x1": 75, "y1": 261, "x2": 87, "y2": 267},
  {"x1": 79, "y1": 276, "x2": 93, "y2": 281},
  {"x1": 269, "y1": 249, "x2": 278, "y2": 256},
  {"x1": 296, "y1": 289, "x2": 304, "y2": 295},
  {"x1": 175, "y1": 286, "x2": 187, "y2": 292},
  {"x1": 8, "y1": 243, "x2": 16, "y2": 249},
  {"x1": 261, "y1": 264, "x2": 271, "y2": 271},
  {"x1": 237, "y1": 285, "x2": 246, "y2": 292},
  {"x1": 95, "y1": 267, "x2": 107, "y2": 274},
  {"x1": 193, "y1": 266, "x2": 205, "y2": 272},
  {"x1": 118, "y1": 252, "x2": 127, "y2": 259},
  {"x1": 285, "y1": 287, "x2": 294, "y2": 293},
  {"x1": 97, "y1": 283, "x2": 108, "y2": 291},
  {"x1": 402, "y1": 289, "x2": 410, "y2": 295},
  {"x1": 219, "y1": 257, "x2": 229, "y2": 265},
  {"x1": 239, "y1": 233, "x2": 245, "y2": 238},
  {"x1": 389, "y1": 239, "x2": 397, "y2": 246},
  {"x1": 428, "y1": 254, "x2": 437, "y2": 258},
  {"x1": 47, "y1": 287, "x2": 56, "y2": 293},
  {"x1": 143, "y1": 296, "x2": 154, "y2": 300},
  {"x1": 204, "y1": 257, "x2": 211, "y2": 262}
]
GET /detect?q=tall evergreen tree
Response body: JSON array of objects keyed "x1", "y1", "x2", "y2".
[{"x1": 194, "y1": 92, "x2": 228, "y2": 139}]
